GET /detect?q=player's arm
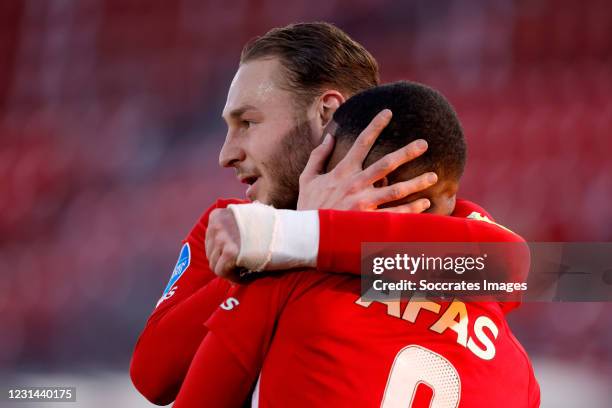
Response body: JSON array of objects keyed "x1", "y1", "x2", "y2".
[
  {"x1": 170, "y1": 332, "x2": 253, "y2": 408},
  {"x1": 315, "y1": 202, "x2": 529, "y2": 281},
  {"x1": 130, "y1": 278, "x2": 231, "y2": 405},
  {"x1": 130, "y1": 199, "x2": 244, "y2": 405},
  {"x1": 210, "y1": 201, "x2": 529, "y2": 285},
  {"x1": 173, "y1": 272, "x2": 305, "y2": 408}
]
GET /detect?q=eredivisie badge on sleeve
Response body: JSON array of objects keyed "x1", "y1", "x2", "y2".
[{"x1": 156, "y1": 242, "x2": 191, "y2": 307}]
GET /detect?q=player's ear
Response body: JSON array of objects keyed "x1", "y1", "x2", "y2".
[
  {"x1": 317, "y1": 90, "x2": 345, "y2": 128},
  {"x1": 434, "y1": 180, "x2": 459, "y2": 215}
]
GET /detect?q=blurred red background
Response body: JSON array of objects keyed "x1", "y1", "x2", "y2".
[{"x1": 0, "y1": 0, "x2": 611, "y2": 406}]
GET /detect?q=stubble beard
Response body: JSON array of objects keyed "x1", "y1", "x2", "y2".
[{"x1": 266, "y1": 117, "x2": 317, "y2": 209}]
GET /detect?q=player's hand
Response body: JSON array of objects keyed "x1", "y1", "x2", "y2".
[
  {"x1": 205, "y1": 208, "x2": 241, "y2": 282},
  {"x1": 297, "y1": 109, "x2": 437, "y2": 212}
]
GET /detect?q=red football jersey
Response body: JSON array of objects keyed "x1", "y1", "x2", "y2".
[
  {"x1": 175, "y1": 270, "x2": 539, "y2": 408},
  {"x1": 173, "y1": 202, "x2": 537, "y2": 407},
  {"x1": 131, "y1": 199, "x2": 531, "y2": 405}
]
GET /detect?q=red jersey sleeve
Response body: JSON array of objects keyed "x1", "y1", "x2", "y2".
[
  {"x1": 173, "y1": 272, "x2": 313, "y2": 408},
  {"x1": 172, "y1": 331, "x2": 254, "y2": 408},
  {"x1": 130, "y1": 198, "x2": 246, "y2": 405},
  {"x1": 317, "y1": 198, "x2": 528, "y2": 282}
]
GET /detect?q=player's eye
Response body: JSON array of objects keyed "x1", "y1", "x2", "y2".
[{"x1": 241, "y1": 120, "x2": 255, "y2": 128}]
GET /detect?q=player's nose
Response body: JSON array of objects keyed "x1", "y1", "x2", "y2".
[{"x1": 219, "y1": 134, "x2": 245, "y2": 168}]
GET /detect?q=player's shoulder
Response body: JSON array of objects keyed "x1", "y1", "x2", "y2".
[
  {"x1": 201, "y1": 197, "x2": 250, "y2": 218},
  {"x1": 185, "y1": 198, "x2": 249, "y2": 240},
  {"x1": 455, "y1": 198, "x2": 526, "y2": 241},
  {"x1": 214, "y1": 197, "x2": 250, "y2": 209},
  {"x1": 238, "y1": 269, "x2": 338, "y2": 300},
  {"x1": 453, "y1": 198, "x2": 495, "y2": 221},
  {"x1": 244, "y1": 269, "x2": 327, "y2": 289},
  {"x1": 205, "y1": 197, "x2": 250, "y2": 218}
]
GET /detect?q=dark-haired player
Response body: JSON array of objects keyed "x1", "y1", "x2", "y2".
[
  {"x1": 130, "y1": 23, "x2": 534, "y2": 406},
  {"x1": 174, "y1": 82, "x2": 539, "y2": 407}
]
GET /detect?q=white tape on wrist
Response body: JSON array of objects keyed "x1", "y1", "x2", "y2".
[
  {"x1": 270, "y1": 209, "x2": 318, "y2": 269},
  {"x1": 228, "y1": 202, "x2": 278, "y2": 272},
  {"x1": 228, "y1": 203, "x2": 320, "y2": 272}
]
